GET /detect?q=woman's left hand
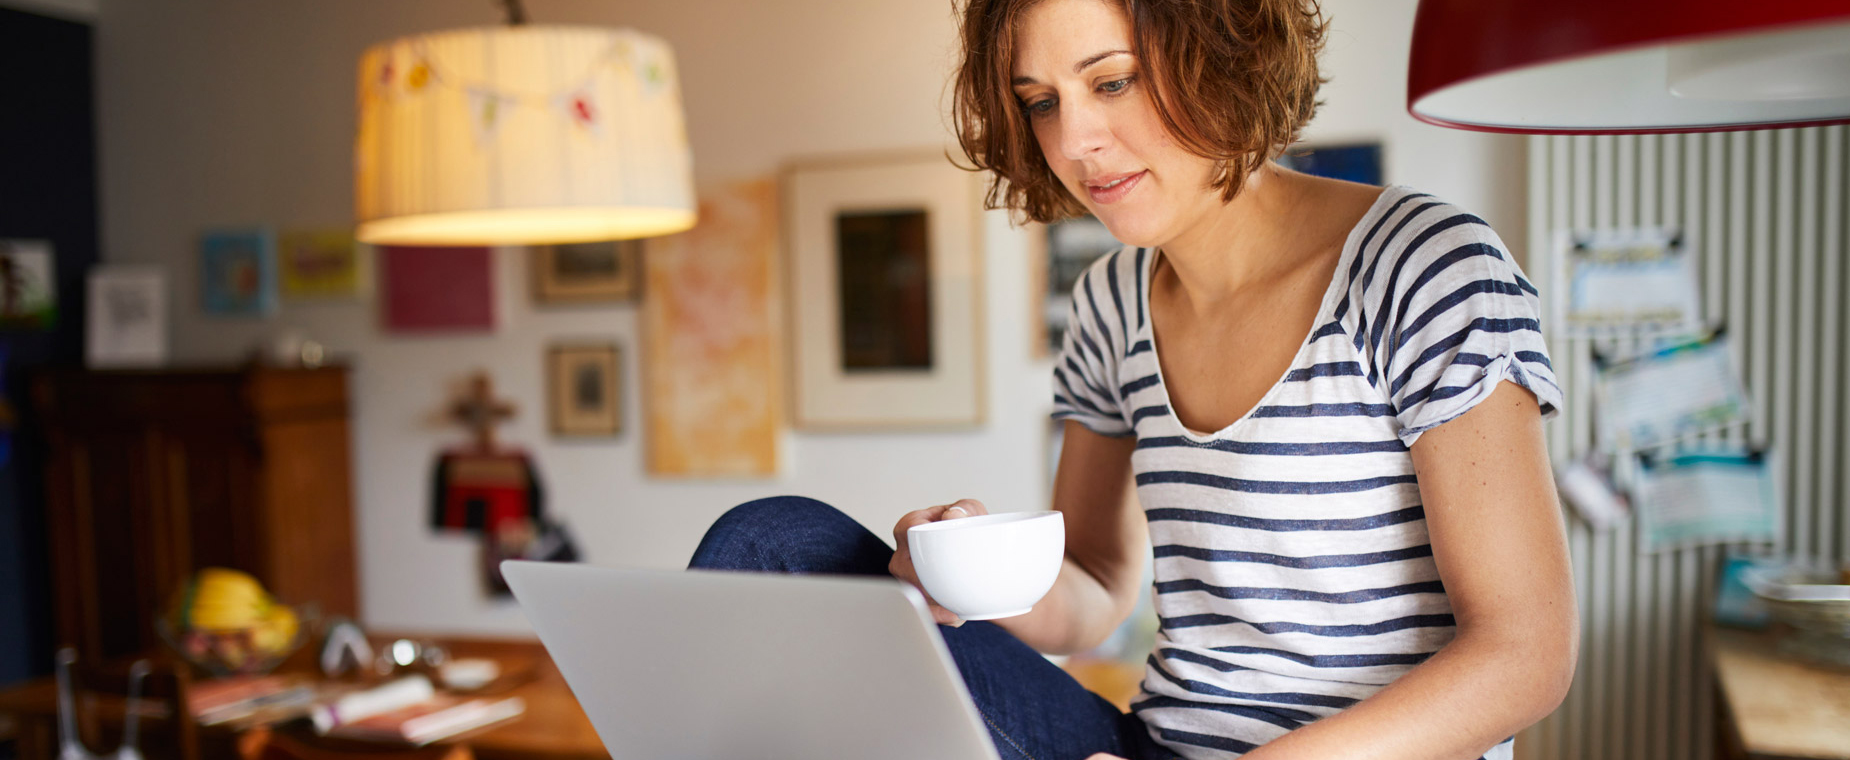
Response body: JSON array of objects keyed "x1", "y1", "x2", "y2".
[{"x1": 1084, "y1": 754, "x2": 1127, "y2": 760}]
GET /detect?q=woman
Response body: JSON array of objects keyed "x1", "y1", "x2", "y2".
[{"x1": 689, "y1": 0, "x2": 1577, "y2": 757}]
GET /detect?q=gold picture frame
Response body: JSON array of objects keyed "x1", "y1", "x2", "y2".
[
  {"x1": 532, "y1": 240, "x2": 642, "y2": 304},
  {"x1": 548, "y1": 343, "x2": 622, "y2": 437}
]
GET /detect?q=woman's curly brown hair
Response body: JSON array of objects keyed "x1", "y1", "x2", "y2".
[{"x1": 952, "y1": 0, "x2": 1329, "y2": 224}]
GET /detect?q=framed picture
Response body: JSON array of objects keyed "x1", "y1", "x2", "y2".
[
  {"x1": 1029, "y1": 216, "x2": 1123, "y2": 356},
  {"x1": 549, "y1": 343, "x2": 622, "y2": 437},
  {"x1": 87, "y1": 265, "x2": 168, "y2": 369},
  {"x1": 784, "y1": 151, "x2": 984, "y2": 429},
  {"x1": 279, "y1": 229, "x2": 369, "y2": 300},
  {"x1": 199, "y1": 228, "x2": 278, "y2": 317},
  {"x1": 532, "y1": 240, "x2": 642, "y2": 304},
  {"x1": 0, "y1": 239, "x2": 57, "y2": 330},
  {"x1": 1274, "y1": 141, "x2": 1384, "y2": 185}
]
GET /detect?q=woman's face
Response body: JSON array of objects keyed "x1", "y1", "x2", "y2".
[{"x1": 1010, "y1": 0, "x2": 1221, "y2": 248}]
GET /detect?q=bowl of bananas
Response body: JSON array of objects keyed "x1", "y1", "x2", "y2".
[{"x1": 158, "y1": 568, "x2": 314, "y2": 677}]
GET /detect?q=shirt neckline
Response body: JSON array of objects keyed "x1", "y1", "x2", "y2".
[{"x1": 1142, "y1": 184, "x2": 1407, "y2": 442}]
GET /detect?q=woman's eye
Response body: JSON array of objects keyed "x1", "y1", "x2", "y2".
[
  {"x1": 1024, "y1": 98, "x2": 1056, "y2": 117},
  {"x1": 1099, "y1": 77, "x2": 1133, "y2": 95}
]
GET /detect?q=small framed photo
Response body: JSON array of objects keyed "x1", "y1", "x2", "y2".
[
  {"x1": 199, "y1": 227, "x2": 278, "y2": 317},
  {"x1": 532, "y1": 240, "x2": 642, "y2": 304},
  {"x1": 0, "y1": 239, "x2": 57, "y2": 330},
  {"x1": 88, "y1": 265, "x2": 168, "y2": 369},
  {"x1": 279, "y1": 229, "x2": 370, "y2": 300},
  {"x1": 548, "y1": 343, "x2": 622, "y2": 437}
]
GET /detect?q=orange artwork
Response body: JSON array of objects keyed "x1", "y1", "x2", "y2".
[{"x1": 642, "y1": 178, "x2": 782, "y2": 477}]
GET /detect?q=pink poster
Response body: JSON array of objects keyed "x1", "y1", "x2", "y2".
[{"x1": 381, "y1": 246, "x2": 495, "y2": 333}]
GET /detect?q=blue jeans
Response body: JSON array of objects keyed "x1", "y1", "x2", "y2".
[{"x1": 688, "y1": 496, "x2": 1177, "y2": 760}]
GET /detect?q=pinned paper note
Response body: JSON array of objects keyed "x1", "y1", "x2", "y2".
[
  {"x1": 1635, "y1": 447, "x2": 1780, "y2": 553},
  {"x1": 1554, "y1": 229, "x2": 1702, "y2": 338},
  {"x1": 1594, "y1": 331, "x2": 1749, "y2": 451}
]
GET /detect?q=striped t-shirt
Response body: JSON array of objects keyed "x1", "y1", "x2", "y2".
[{"x1": 1052, "y1": 186, "x2": 1563, "y2": 760}]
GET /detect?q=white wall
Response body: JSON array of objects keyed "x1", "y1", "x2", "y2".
[{"x1": 93, "y1": 0, "x2": 1526, "y2": 634}]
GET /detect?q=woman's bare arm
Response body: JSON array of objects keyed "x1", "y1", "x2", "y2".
[
  {"x1": 1089, "y1": 382, "x2": 1576, "y2": 760},
  {"x1": 993, "y1": 420, "x2": 1145, "y2": 655},
  {"x1": 886, "y1": 421, "x2": 1142, "y2": 652},
  {"x1": 1223, "y1": 381, "x2": 1578, "y2": 760}
]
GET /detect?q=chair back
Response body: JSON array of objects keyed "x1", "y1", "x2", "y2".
[{"x1": 54, "y1": 649, "x2": 199, "y2": 760}]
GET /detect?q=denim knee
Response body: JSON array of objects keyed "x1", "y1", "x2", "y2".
[{"x1": 687, "y1": 495, "x2": 892, "y2": 576}]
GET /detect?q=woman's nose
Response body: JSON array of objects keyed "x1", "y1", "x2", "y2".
[{"x1": 1057, "y1": 100, "x2": 1111, "y2": 161}]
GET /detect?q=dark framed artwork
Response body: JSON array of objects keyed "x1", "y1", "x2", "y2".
[
  {"x1": 784, "y1": 152, "x2": 984, "y2": 429},
  {"x1": 533, "y1": 240, "x2": 642, "y2": 304},
  {"x1": 548, "y1": 343, "x2": 622, "y2": 436},
  {"x1": 836, "y1": 209, "x2": 933, "y2": 371}
]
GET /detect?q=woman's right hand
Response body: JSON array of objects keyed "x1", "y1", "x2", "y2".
[{"x1": 889, "y1": 498, "x2": 989, "y2": 627}]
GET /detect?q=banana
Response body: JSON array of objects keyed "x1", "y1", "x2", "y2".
[
  {"x1": 196, "y1": 568, "x2": 267, "y2": 604},
  {"x1": 251, "y1": 606, "x2": 299, "y2": 654},
  {"x1": 176, "y1": 567, "x2": 278, "y2": 632}
]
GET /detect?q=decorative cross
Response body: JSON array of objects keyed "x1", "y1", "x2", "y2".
[{"x1": 449, "y1": 372, "x2": 516, "y2": 452}]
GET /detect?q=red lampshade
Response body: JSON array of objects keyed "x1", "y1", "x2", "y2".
[{"x1": 1408, "y1": 0, "x2": 1850, "y2": 134}]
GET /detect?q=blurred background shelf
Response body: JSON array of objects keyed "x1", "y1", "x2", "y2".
[{"x1": 33, "y1": 365, "x2": 358, "y2": 663}]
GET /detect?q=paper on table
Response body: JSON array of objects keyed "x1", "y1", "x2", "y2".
[{"x1": 312, "y1": 675, "x2": 435, "y2": 734}]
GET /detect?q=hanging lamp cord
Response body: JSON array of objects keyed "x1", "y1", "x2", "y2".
[{"x1": 498, "y1": 0, "x2": 529, "y2": 26}]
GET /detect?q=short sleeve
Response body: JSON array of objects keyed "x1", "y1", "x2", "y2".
[
  {"x1": 1369, "y1": 214, "x2": 1563, "y2": 447},
  {"x1": 1051, "y1": 252, "x2": 1135, "y2": 438}
]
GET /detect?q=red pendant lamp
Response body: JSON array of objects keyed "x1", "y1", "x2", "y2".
[{"x1": 1408, "y1": 0, "x2": 1850, "y2": 134}]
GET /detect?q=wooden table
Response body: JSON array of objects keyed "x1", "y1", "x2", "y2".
[
  {"x1": 1708, "y1": 626, "x2": 1850, "y2": 760},
  {"x1": 0, "y1": 634, "x2": 607, "y2": 760}
]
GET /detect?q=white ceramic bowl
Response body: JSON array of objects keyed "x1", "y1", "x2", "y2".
[{"x1": 907, "y1": 511, "x2": 1064, "y2": 621}]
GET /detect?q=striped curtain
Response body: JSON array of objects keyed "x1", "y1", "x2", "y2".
[{"x1": 1518, "y1": 127, "x2": 1849, "y2": 760}]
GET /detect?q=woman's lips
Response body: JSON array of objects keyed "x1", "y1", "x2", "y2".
[{"x1": 1085, "y1": 170, "x2": 1145, "y2": 205}]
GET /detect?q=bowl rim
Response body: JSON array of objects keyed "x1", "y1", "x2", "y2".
[
  {"x1": 155, "y1": 602, "x2": 319, "y2": 676},
  {"x1": 908, "y1": 510, "x2": 1062, "y2": 536},
  {"x1": 1740, "y1": 563, "x2": 1850, "y2": 602}
]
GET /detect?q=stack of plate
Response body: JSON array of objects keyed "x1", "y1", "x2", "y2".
[{"x1": 1741, "y1": 559, "x2": 1850, "y2": 667}]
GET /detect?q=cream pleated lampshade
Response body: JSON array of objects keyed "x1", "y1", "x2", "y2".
[{"x1": 355, "y1": 26, "x2": 695, "y2": 245}]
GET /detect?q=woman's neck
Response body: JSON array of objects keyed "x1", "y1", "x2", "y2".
[{"x1": 1154, "y1": 165, "x2": 1322, "y2": 317}]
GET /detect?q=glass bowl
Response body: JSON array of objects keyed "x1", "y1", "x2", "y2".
[{"x1": 156, "y1": 604, "x2": 317, "y2": 678}]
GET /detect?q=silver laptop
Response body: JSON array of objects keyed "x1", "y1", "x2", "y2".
[{"x1": 500, "y1": 560, "x2": 1003, "y2": 760}]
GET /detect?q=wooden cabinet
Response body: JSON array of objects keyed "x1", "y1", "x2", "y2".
[{"x1": 33, "y1": 366, "x2": 357, "y2": 661}]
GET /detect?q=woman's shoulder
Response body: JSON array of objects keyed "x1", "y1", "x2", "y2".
[
  {"x1": 1355, "y1": 186, "x2": 1515, "y2": 272},
  {"x1": 1066, "y1": 243, "x2": 1149, "y2": 317}
]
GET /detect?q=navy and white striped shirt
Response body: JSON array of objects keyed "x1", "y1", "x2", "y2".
[{"x1": 1053, "y1": 186, "x2": 1563, "y2": 760}]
